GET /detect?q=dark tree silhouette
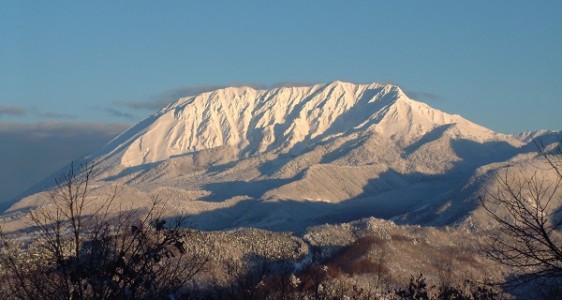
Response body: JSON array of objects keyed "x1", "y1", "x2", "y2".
[
  {"x1": 0, "y1": 162, "x2": 207, "y2": 300},
  {"x1": 481, "y1": 141, "x2": 562, "y2": 283}
]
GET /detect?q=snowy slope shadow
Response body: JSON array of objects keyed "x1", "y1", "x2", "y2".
[
  {"x1": 381, "y1": 138, "x2": 525, "y2": 226},
  {"x1": 172, "y1": 199, "x2": 335, "y2": 233},
  {"x1": 403, "y1": 124, "x2": 454, "y2": 156},
  {"x1": 201, "y1": 176, "x2": 302, "y2": 202},
  {"x1": 102, "y1": 162, "x2": 160, "y2": 182},
  {"x1": 185, "y1": 138, "x2": 525, "y2": 233},
  {"x1": 183, "y1": 169, "x2": 465, "y2": 234}
]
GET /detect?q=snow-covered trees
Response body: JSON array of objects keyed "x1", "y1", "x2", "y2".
[
  {"x1": 482, "y1": 142, "x2": 562, "y2": 283},
  {"x1": 0, "y1": 162, "x2": 208, "y2": 299}
]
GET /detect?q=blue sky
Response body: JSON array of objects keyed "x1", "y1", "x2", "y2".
[
  {"x1": 1, "y1": 1, "x2": 561, "y2": 201},
  {"x1": 1, "y1": 1, "x2": 561, "y2": 132}
]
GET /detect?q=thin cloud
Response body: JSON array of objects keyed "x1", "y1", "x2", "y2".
[
  {"x1": 115, "y1": 99, "x2": 170, "y2": 111},
  {"x1": 0, "y1": 105, "x2": 76, "y2": 119},
  {"x1": 0, "y1": 105, "x2": 27, "y2": 117},
  {"x1": 115, "y1": 85, "x2": 225, "y2": 111},
  {"x1": 226, "y1": 81, "x2": 317, "y2": 90},
  {"x1": 262, "y1": 81, "x2": 316, "y2": 89},
  {"x1": 115, "y1": 82, "x2": 316, "y2": 111},
  {"x1": 33, "y1": 110, "x2": 76, "y2": 120},
  {"x1": 404, "y1": 90, "x2": 441, "y2": 102},
  {"x1": 0, "y1": 121, "x2": 129, "y2": 139},
  {"x1": 98, "y1": 107, "x2": 137, "y2": 120}
]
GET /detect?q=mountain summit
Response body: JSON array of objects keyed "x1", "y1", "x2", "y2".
[
  {"x1": 5, "y1": 81, "x2": 554, "y2": 233},
  {"x1": 96, "y1": 81, "x2": 511, "y2": 169}
]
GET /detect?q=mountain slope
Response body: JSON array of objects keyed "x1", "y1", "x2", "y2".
[
  {"x1": 95, "y1": 81, "x2": 512, "y2": 169},
  {"x1": 5, "y1": 81, "x2": 556, "y2": 233}
]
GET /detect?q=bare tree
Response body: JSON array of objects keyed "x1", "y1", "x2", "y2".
[
  {"x1": 481, "y1": 141, "x2": 562, "y2": 282},
  {"x1": 0, "y1": 162, "x2": 208, "y2": 300}
]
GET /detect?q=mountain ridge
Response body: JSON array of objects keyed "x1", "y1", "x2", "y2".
[
  {"x1": 3, "y1": 81, "x2": 560, "y2": 233},
  {"x1": 95, "y1": 81, "x2": 517, "y2": 170}
]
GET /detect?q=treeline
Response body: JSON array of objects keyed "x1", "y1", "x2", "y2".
[
  {"x1": 0, "y1": 163, "x2": 502, "y2": 299},
  {"x1": 0, "y1": 216, "x2": 503, "y2": 300},
  {"x1": 1, "y1": 140, "x2": 561, "y2": 300}
]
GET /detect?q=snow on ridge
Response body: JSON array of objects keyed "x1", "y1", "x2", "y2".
[
  {"x1": 4, "y1": 81, "x2": 539, "y2": 232},
  {"x1": 104, "y1": 81, "x2": 508, "y2": 168},
  {"x1": 509, "y1": 129, "x2": 557, "y2": 144}
]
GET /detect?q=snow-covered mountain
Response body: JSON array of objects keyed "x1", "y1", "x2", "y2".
[
  {"x1": 3, "y1": 81, "x2": 560, "y2": 233},
  {"x1": 94, "y1": 81, "x2": 511, "y2": 168}
]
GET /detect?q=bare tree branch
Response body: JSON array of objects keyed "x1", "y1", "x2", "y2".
[
  {"x1": 482, "y1": 140, "x2": 562, "y2": 284},
  {"x1": 0, "y1": 161, "x2": 208, "y2": 299}
]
